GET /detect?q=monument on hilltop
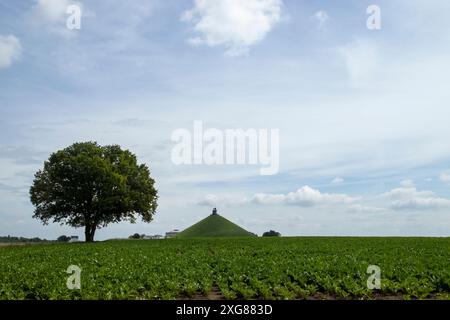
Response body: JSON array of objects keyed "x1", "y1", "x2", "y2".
[{"x1": 177, "y1": 208, "x2": 256, "y2": 238}]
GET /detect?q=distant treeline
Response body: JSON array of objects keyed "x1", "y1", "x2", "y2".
[{"x1": 0, "y1": 236, "x2": 50, "y2": 243}]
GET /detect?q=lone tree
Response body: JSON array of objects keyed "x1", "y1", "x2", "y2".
[{"x1": 30, "y1": 142, "x2": 158, "y2": 242}]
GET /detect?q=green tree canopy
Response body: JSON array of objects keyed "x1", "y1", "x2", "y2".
[
  {"x1": 30, "y1": 142, "x2": 158, "y2": 242},
  {"x1": 262, "y1": 230, "x2": 281, "y2": 237},
  {"x1": 57, "y1": 235, "x2": 70, "y2": 242}
]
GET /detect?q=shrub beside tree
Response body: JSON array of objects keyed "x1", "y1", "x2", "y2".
[
  {"x1": 262, "y1": 230, "x2": 281, "y2": 237},
  {"x1": 57, "y1": 235, "x2": 70, "y2": 242}
]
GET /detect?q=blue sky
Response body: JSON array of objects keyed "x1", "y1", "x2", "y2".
[{"x1": 1, "y1": 0, "x2": 450, "y2": 239}]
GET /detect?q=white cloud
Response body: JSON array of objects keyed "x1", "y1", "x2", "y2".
[
  {"x1": 251, "y1": 192, "x2": 287, "y2": 205},
  {"x1": 440, "y1": 173, "x2": 450, "y2": 183},
  {"x1": 347, "y1": 204, "x2": 386, "y2": 214},
  {"x1": 383, "y1": 184, "x2": 450, "y2": 210},
  {"x1": 263, "y1": 186, "x2": 359, "y2": 206},
  {"x1": 338, "y1": 39, "x2": 380, "y2": 83},
  {"x1": 331, "y1": 177, "x2": 344, "y2": 185},
  {"x1": 400, "y1": 179, "x2": 415, "y2": 188},
  {"x1": 29, "y1": 0, "x2": 84, "y2": 37},
  {"x1": 197, "y1": 194, "x2": 249, "y2": 207},
  {"x1": 181, "y1": 0, "x2": 283, "y2": 56},
  {"x1": 312, "y1": 10, "x2": 328, "y2": 29},
  {"x1": 31, "y1": 0, "x2": 71, "y2": 22},
  {"x1": 198, "y1": 186, "x2": 360, "y2": 207},
  {"x1": 0, "y1": 35, "x2": 22, "y2": 69}
]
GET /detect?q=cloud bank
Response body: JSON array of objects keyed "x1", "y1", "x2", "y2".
[
  {"x1": 198, "y1": 181, "x2": 450, "y2": 213},
  {"x1": 198, "y1": 185, "x2": 360, "y2": 207},
  {"x1": 384, "y1": 184, "x2": 450, "y2": 210}
]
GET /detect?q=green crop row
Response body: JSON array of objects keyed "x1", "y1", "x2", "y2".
[{"x1": 0, "y1": 237, "x2": 449, "y2": 300}]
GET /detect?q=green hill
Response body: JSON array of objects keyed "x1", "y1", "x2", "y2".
[{"x1": 177, "y1": 212, "x2": 256, "y2": 238}]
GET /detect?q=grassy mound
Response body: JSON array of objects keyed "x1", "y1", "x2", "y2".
[{"x1": 177, "y1": 214, "x2": 255, "y2": 238}]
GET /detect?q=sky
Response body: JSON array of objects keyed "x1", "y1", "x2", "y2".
[{"x1": 1, "y1": 0, "x2": 450, "y2": 240}]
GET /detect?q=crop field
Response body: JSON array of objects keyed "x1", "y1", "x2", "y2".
[{"x1": 0, "y1": 237, "x2": 449, "y2": 300}]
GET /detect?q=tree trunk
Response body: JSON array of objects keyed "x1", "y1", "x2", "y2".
[{"x1": 84, "y1": 224, "x2": 96, "y2": 242}]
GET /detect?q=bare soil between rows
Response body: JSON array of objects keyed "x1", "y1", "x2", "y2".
[{"x1": 177, "y1": 288, "x2": 444, "y2": 300}]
